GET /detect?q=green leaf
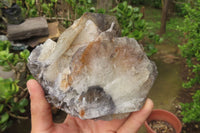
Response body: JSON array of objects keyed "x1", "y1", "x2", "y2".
[
  {"x1": 19, "y1": 98, "x2": 29, "y2": 107},
  {"x1": 87, "y1": 0, "x2": 92, "y2": 4},
  {"x1": 0, "y1": 78, "x2": 19, "y2": 100},
  {"x1": 19, "y1": 108, "x2": 26, "y2": 113},
  {"x1": 148, "y1": 32, "x2": 155, "y2": 38},
  {"x1": 0, "y1": 104, "x2": 4, "y2": 113},
  {"x1": 19, "y1": 49, "x2": 30, "y2": 61},
  {"x1": 51, "y1": 0, "x2": 58, "y2": 2},
  {"x1": 41, "y1": 3, "x2": 49, "y2": 13},
  {"x1": 31, "y1": 0, "x2": 36, "y2": 6},
  {"x1": 159, "y1": 37, "x2": 164, "y2": 43},
  {"x1": 133, "y1": 7, "x2": 139, "y2": 13},
  {"x1": 122, "y1": 1, "x2": 127, "y2": 9},
  {"x1": 0, "y1": 119, "x2": 12, "y2": 131},
  {"x1": 0, "y1": 40, "x2": 11, "y2": 51},
  {"x1": 7, "y1": 53, "x2": 14, "y2": 61},
  {"x1": 29, "y1": 8, "x2": 38, "y2": 17},
  {"x1": 89, "y1": 7, "x2": 95, "y2": 12},
  {"x1": 0, "y1": 112, "x2": 9, "y2": 124},
  {"x1": 127, "y1": 6, "x2": 133, "y2": 16}
]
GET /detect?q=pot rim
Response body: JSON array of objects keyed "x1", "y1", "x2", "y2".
[{"x1": 144, "y1": 109, "x2": 182, "y2": 133}]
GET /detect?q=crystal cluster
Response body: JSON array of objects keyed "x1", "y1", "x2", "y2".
[{"x1": 28, "y1": 13, "x2": 157, "y2": 120}]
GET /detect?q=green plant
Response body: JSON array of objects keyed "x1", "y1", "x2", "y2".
[
  {"x1": 111, "y1": 1, "x2": 161, "y2": 56},
  {"x1": 178, "y1": 0, "x2": 200, "y2": 88},
  {"x1": 75, "y1": 0, "x2": 95, "y2": 17},
  {"x1": 0, "y1": 40, "x2": 30, "y2": 131},
  {"x1": 0, "y1": 40, "x2": 30, "y2": 78},
  {"x1": 152, "y1": 0, "x2": 162, "y2": 8},
  {"x1": 0, "y1": 78, "x2": 28, "y2": 131},
  {"x1": 181, "y1": 90, "x2": 200, "y2": 123},
  {"x1": 64, "y1": 0, "x2": 105, "y2": 27},
  {"x1": 111, "y1": 1, "x2": 145, "y2": 40},
  {"x1": 41, "y1": 0, "x2": 58, "y2": 17},
  {"x1": 178, "y1": 0, "x2": 200, "y2": 124},
  {"x1": 145, "y1": 32, "x2": 162, "y2": 56},
  {"x1": 66, "y1": 0, "x2": 105, "y2": 17},
  {"x1": 119, "y1": 0, "x2": 161, "y2": 8},
  {"x1": 175, "y1": 0, "x2": 188, "y2": 17},
  {"x1": 16, "y1": 0, "x2": 37, "y2": 17},
  {"x1": 16, "y1": 0, "x2": 58, "y2": 17}
]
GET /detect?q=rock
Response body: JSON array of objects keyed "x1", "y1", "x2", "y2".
[
  {"x1": 0, "y1": 35, "x2": 8, "y2": 41},
  {"x1": 11, "y1": 41, "x2": 27, "y2": 51},
  {"x1": 0, "y1": 35, "x2": 27, "y2": 50},
  {"x1": 28, "y1": 13, "x2": 157, "y2": 120},
  {"x1": 7, "y1": 17, "x2": 49, "y2": 40},
  {"x1": 27, "y1": 22, "x2": 60, "y2": 48},
  {"x1": 0, "y1": 66, "x2": 15, "y2": 79},
  {"x1": 2, "y1": 4, "x2": 25, "y2": 24}
]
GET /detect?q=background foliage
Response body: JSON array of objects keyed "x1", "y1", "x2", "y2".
[
  {"x1": 178, "y1": 0, "x2": 200, "y2": 123},
  {"x1": 111, "y1": 1, "x2": 161, "y2": 56},
  {"x1": 0, "y1": 40, "x2": 30, "y2": 131},
  {"x1": 181, "y1": 90, "x2": 200, "y2": 123}
]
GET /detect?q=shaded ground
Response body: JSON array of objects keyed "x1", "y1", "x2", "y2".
[
  {"x1": 148, "y1": 59, "x2": 182, "y2": 111},
  {"x1": 138, "y1": 44, "x2": 182, "y2": 133},
  {"x1": 143, "y1": 7, "x2": 200, "y2": 133}
]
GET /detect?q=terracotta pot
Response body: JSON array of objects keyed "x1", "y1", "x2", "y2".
[{"x1": 144, "y1": 109, "x2": 182, "y2": 133}]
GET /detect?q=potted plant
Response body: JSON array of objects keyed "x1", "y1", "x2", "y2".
[{"x1": 144, "y1": 109, "x2": 182, "y2": 133}]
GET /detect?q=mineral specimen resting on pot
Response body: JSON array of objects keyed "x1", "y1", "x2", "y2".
[{"x1": 28, "y1": 13, "x2": 158, "y2": 120}]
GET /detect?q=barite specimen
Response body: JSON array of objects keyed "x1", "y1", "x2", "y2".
[{"x1": 28, "y1": 13, "x2": 157, "y2": 120}]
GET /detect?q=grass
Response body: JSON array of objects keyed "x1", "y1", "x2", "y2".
[{"x1": 144, "y1": 7, "x2": 184, "y2": 45}]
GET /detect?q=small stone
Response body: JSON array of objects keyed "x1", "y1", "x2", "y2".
[
  {"x1": 11, "y1": 41, "x2": 27, "y2": 51},
  {"x1": 177, "y1": 110, "x2": 181, "y2": 114},
  {"x1": 28, "y1": 13, "x2": 157, "y2": 120},
  {"x1": 0, "y1": 66, "x2": 15, "y2": 79},
  {"x1": 7, "y1": 17, "x2": 49, "y2": 40},
  {"x1": 176, "y1": 104, "x2": 182, "y2": 110},
  {"x1": 190, "y1": 92, "x2": 194, "y2": 96},
  {"x1": 0, "y1": 35, "x2": 8, "y2": 41}
]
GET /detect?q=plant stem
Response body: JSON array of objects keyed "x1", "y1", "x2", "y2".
[
  {"x1": 6, "y1": 104, "x2": 12, "y2": 110},
  {"x1": 8, "y1": 112, "x2": 29, "y2": 120},
  {"x1": 25, "y1": 1, "x2": 30, "y2": 17}
]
